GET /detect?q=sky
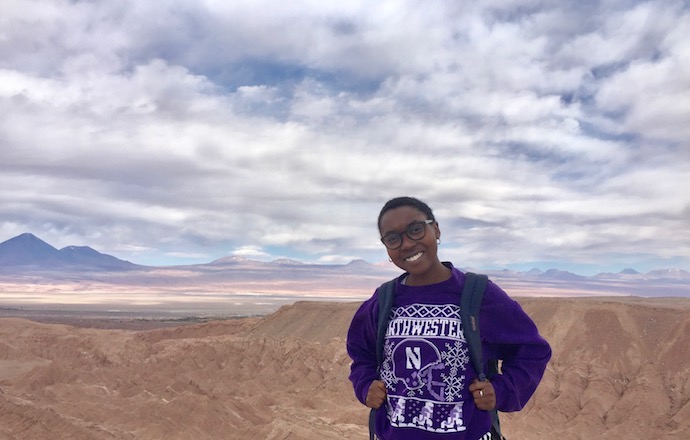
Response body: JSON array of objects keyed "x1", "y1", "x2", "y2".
[{"x1": 1, "y1": 0, "x2": 689, "y2": 276}]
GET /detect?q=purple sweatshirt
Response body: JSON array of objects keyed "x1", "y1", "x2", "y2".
[{"x1": 347, "y1": 264, "x2": 551, "y2": 440}]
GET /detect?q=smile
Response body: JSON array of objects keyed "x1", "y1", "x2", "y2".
[{"x1": 405, "y1": 252, "x2": 423, "y2": 262}]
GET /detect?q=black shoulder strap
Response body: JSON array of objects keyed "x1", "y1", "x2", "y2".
[
  {"x1": 370, "y1": 279, "x2": 397, "y2": 440},
  {"x1": 460, "y1": 272, "x2": 489, "y2": 380},
  {"x1": 376, "y1": 279, "x2": 396, "y2": 366},
  {"x1": 460, "y1": 272, "x2": 503, "y2": 438}
]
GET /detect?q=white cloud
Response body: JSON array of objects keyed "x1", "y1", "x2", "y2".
[
  {"x1": 0, "y1": 0, "x2": 689, "y2": 274},
  {"x1": 231, "y1": 245, "x2": 271, "y2": 259}
]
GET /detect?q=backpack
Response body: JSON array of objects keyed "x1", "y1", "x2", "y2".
[{"x1": 369, "y1": 272, "x2": 505, "y2": 440}]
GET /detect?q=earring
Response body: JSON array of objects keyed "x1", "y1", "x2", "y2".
[
  {"x1": 388, "y1": 257, "x2": 393, "y2": 262},
  {"x1": 437, "y1": 238, "x2": 441, "y2": 245}
]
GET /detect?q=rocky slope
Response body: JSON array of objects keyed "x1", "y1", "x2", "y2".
[{"x1": 0, "y1": 297, "x2": 689, "y2": 439}]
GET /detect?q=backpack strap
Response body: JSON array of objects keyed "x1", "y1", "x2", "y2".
[
  {"x1": 460, "y1": 272, "x2": 503, "y2": 438},
  {"x1": 369, "y1": 279, "x2": 397, "y2": 440},
  {"x1": 460, "y1": 272, "x2": 488, "y2": 379},
  {"x1": 376, "y1": 279, "x2": 397, "y2": 365}
]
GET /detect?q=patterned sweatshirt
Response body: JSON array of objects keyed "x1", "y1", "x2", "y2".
[{"x1": 347, "y1": 264, "x2": 551, "y2": 440}]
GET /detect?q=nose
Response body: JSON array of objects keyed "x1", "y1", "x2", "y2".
[{"x1": 398, "y1": 233, "x2": 417, "y2": 250}]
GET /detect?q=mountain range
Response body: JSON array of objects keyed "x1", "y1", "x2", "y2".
[
  {"x1": 1, "y1": 232, "x2": 688, "y2": 278},
  {"x1": 0, "y1": 233, "x2": 689, "y2": 299},
  {"x1": 0, "y1": 233, "x2": 137, "y2": 270}
]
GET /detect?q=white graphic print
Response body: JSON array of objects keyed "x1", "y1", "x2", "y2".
[
  {"x1": 381, "y1": 303, "x2": 471, "y2": 433},
  {"x1": 441, "y1": 372, "x2": 466, "y2": 402},
  {"x1": 440, "y1": 403, "x2": 465, "y2": 430},
  {"x1": 442, "y1": 340, "x2": 470, "y2": 376},
  {"x1": 392, "y1": 339, "x2": 444, "y2": 397},
  {"x1": 380, "y1": 340, "x2": 396, "y2": 385},
  {"x1": 412, "y1": 401, "x2": 435, "y2": 428},
  {"x1": 389, "y1": 397, "x2": 406, "y2": 423}
]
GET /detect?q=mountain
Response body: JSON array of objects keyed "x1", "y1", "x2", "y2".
[
  {"x1": 0, "y1": 233, "x2": 137, "y2": 271},
  {"x1": 0, "y1": 233, "x2": 63, "y2": 266},
  {"x1": 620, "y1": 268, "x2": 640, "y2": 275},
  {"x1": 343, "y1": 259, "x2": 373, "y2": 270},
  {"x1": 593, "y1": 267, "x2": 690, "y2": 282},
  {"x1": 209, "y1": 255, "x2": 252, "y2": 265},
  {"x1": 645, "y1": 268, "x2": 690, "y2": 280},
  {"x1": 538, "y1": 268, "x2": 585, "y2": 280},
  {"x1": 269, "y1": 258, "x2": 305, "y2": 266},
  {"x1": 58, "y1": 245, "x2": 138, "y2": 270}
]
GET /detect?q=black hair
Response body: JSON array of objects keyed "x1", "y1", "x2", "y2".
[{"x1": 377, "y1": 196, "x2": 436, "y2": 232}]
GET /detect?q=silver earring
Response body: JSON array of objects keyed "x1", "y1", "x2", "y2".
[
  {"x1": 437, "y1": 238, "x2": 441, "y2": 245},
  {"x1": 389, "y1": 257, "x2": 393, "y2": 262}
]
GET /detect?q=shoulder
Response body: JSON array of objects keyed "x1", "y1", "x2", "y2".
[
  {"x1": 481, "y1": 278, "x2": 518, "y2": 307},
  {"x1": 352, "y1": 276, "x2": 399, "y2": 320},
  {"x1": 479, "y1": 279, "x2": 535, "y2": 326}
]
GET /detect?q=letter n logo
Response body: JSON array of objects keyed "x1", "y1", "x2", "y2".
[{"x1": 406, "y1": 346, "x2": 421, "y2": 370}]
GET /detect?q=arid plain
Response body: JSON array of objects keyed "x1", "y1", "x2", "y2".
[
  {"x1": 1, "y1": 240, "x2": 690, "y2": 439},
  {"x1": 1, "y1": 295, "x2": 689, "y2": 439}
]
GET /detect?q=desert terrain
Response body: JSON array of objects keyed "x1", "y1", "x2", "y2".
[{"x1": 0, "y1": 297, "x2": 689, "y2": 439}]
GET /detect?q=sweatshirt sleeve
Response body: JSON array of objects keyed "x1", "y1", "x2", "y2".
[
  {"x1": 346, "y1": 292, "x2": 380, "y2": 405},
  {"x1": 479, "y1": 281, "x2": 552, "y2": 412}
]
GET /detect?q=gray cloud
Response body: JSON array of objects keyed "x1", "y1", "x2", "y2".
[{"x1": 1, "y1": 0, "x2": 689, "y2": 274}]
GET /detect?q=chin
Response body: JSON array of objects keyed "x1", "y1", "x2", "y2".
[{"x1": 402, "y1": 262, "x2": 432, "y2": 276}]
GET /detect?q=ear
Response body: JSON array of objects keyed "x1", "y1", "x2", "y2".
[{"x1": 433, "y1": 222, "x2": 441, "y2": 239}]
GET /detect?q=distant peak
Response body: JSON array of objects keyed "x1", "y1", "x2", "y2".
[
  {"x1": 270, "y1": 258, "x2": 304, "y2": 265},
  {"x1": 211, "y1": 256, "x2": 251, "y2": 264},
  {"x1": 346, "y1": 259, "x2": 370, "y2": 266},
  {"x1": 0, "y1": 233, "x2": 136, "y2": 270},
  {"x1": 15, "y1": 232, "x2": 43, "y2": 242},
  {"x1": 1, "y1": 232, "x2": 55, "y2": 247},
  {"x1": 620, "y1": 268, "x2": 640, "y2": 275},
  {"x1": 60, "y1": 245, "x2": 98, "y2": 253}
]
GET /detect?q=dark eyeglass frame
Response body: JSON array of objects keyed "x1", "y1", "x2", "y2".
[{"x1": 380, "y1": 219, "x2": 434, "y2": 250}]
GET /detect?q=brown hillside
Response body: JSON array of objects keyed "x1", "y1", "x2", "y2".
[{"x1": 0, "y1": 297, "x2": 689, "y2": 439}]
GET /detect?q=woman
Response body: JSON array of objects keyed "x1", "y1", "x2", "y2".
[{"x1": 347, "y1": 196, "x2": 551, "y2": 439}]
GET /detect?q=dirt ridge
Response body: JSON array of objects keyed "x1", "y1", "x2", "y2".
[{"x1": 0, "y1": 297, "x2": 688, "y2": 439}]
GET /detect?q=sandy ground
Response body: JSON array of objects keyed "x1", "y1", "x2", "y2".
[{"x1": 1, "y1": 297, "x2": 689, "y2": 439}]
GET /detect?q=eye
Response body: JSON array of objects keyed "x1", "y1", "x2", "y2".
[
  {"x1": 408, "y1": 223, "x2": 424, "y2": 235},
  {"x1": 383, "y1": 234, "x2": 400, "y2": 246}
]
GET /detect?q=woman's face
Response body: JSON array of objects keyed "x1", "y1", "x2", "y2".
[{"x1": 379, "y1": 205, "x2": 441, "y2": 279}]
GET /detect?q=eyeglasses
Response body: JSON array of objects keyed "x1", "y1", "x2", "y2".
[{"x1": 380, "y1": 219, "x2": 434, "y2": 250}]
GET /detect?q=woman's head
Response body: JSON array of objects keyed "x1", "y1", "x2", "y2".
[
  {"x1": 377, "y1": 197, "x2": 448, "y2": 285},
  {"x1": 377, "y1": 196, "x2": 435, "y2": 233}
]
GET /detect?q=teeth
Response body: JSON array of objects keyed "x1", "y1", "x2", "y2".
[{"x1": 405, "y1": 252, "x2": 423, "y2": 262}]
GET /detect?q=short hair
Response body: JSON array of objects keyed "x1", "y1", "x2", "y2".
[{"x1": 377, "y1": 196, "x2": 435, "y2": 232}]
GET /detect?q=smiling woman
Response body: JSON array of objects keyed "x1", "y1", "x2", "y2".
[{"x1": 347, "y1": 196, "x2": 552, "y2": 440}]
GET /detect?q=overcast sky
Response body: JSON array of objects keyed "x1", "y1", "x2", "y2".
[{"x1": 1, "y1": 0, "x2": 689, "y2": 275}]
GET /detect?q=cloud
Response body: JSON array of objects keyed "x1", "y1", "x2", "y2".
[
  {"x1": 231, "y1": 245, "x2": 271, "y2": 259},
  {"x1": 0, "y1": 0, "x2": 689, "y2": 275}
]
